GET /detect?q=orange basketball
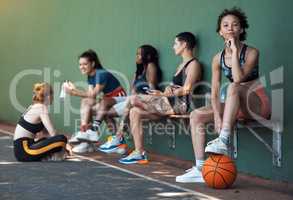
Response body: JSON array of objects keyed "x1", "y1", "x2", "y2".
[{"x1": 202, "y1": 154, "x2": 237, "y2": 189}]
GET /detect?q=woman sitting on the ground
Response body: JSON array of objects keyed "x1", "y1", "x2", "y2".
[
  {"x1": 96, "y1": 44, "x2": 162, "y2": 154},
  {"x1": 13, "y1": 82, "x2": 70, "y2": 161},
  {"x1": 176, "y1": 8, "x2": 271, "y2": 183},
  {"x1": 64, "y1": 49, "x2": 126, "y2": 153},
  {"x1": 119, "y1": 32, "x2": 202, "y2": 164}
]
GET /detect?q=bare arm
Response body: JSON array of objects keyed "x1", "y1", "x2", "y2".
[
  {"x1": 211, "y1": 54, "x2": 222, "y2": 118},
  {"x1": 146, "y1": 63, "x2": 158, "y2": 90},
  {"x1": 229, "y1": 40, "x2": 259, "y2": 83},
  {"x1": 39, "y1": 105, "x2": 57, "y2": 136},
  {"x1": 72, "y1": 84, "x2": 104, "y2": 98},
  {"x1": 131, "y1": 74, "x2": 137, "y2": 95},
  {"x1": 65, "y1": 82, "x2": 104, "y2": 98}
]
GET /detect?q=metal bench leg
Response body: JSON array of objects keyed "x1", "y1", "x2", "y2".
[
  {"x1": 233, "y1": 126, "x2": 238, "y2": 159},
  {"x1": 147, "y1": 122, "x2": 153, "y2": 145},
  {"x1": 167, "y1": 119, "x2": 176, "y2": 149},
  {"x1": 272, "y1": 122, "x2": 282, "y2": 167},
  {"x1": 245, "y1": 125, "x2": 282, "y2": 168}
]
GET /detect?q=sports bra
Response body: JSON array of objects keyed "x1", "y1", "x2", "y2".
[{"x1": 18, "y1": 106, "x2": 44, "y2": 134}]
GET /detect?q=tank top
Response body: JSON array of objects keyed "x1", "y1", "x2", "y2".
[
  {"x1": 133, "y1": 68, "x2": 149, "y2": 94},
  {"x1": 167, "y1": 58, "x2": 196, "y2": 112},
  {"x1": 220, "y1": 44, "x2": 259, "y2": 82}
]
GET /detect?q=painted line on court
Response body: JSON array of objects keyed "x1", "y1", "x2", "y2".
[
  {"x1": 0, "y1": 129, "x2": 14, "y2": 136},
  {"x1": 74, "y1": 154, "x2": 221, "y2": 200},
  {"x1": 0, "y1": 128, "x2": 221, "y2": 200}
]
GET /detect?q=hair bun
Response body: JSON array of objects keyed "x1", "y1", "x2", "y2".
[
  {"x1": 34, "y1": 83, "x2": 43, "y2": 91},
  {"x1": 32, "y1": 82, "x2": 53, "y2": 104}
]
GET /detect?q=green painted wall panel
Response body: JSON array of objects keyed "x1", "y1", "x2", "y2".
[{"x1": 0, "y1": 0, "x2": 292, "y2": 182}]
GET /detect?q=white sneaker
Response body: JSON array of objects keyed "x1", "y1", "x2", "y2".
[
  {"x1": 42, "y1": 150, "x2": 66, "y2": 161},
  {"x1": 72, "y1": 142, "x2": 95, "y2": 153},
  {"x1": 176, "y1": 166, "x2": 204, "y2": 183},
  {"x1": 185, "y1": 167, "x2": 193, "y2": 172},
  {"x1": 49, "y1": 150, "x2": 66, "y2": 161},
  {"x1": 98, "y1": 136, "x2": 127, "y2": 154},
  {"x1": 205, "y1": 137, "x2": 229, "y2": 155},
  {"x1": 76, "y1": 129, "x2": 100, "y2": 142},
  {"x1": 68, "y1": 131, "x2": 83, "y2": 144}
]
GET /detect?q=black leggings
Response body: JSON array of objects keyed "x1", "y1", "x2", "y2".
[{"x1": 13, "y1": 135, "x2": 67, "y2": 162}]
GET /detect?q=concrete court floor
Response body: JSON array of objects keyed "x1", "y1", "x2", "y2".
[{"x1": 0, "y1": 122, "x2": 292, "y2": 200}]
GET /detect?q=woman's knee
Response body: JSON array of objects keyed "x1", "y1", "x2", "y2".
[
  {"x1": 129, "y1": 95, "x2": 139, "y2": 106},
  {"x1": 81, "y1": 98, "x2": 95, "y2": 107},
  {"x1": 227, "y1": 82, "x2": 241, "y2": 97},
  {"x1": 81, "y1": 98, "x2": 89, "y2": 105},
  {"x1": 129, "y1": 107, "x2": 142, "y2": 120},
  {"x1": 98, "y1": 99, "x2": 108, "y2": 110},
  {"x1": 190, "y1": 109, "x2": 207, "y2": 124},
  {"x1": 101, "y1": 97, "x2": 115, "y2": 108}
]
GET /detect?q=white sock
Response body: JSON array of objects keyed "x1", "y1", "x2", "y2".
[
  {"x1": 219, "y1": 128, "x2": 230, "y2": 145},
  {"x1": 196, "y1": 159, "x2": 204, "y2": 170}
]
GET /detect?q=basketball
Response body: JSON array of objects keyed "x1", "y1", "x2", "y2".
[{"x1": 202, "y1": 154, "x2": 237, "y2": 189}]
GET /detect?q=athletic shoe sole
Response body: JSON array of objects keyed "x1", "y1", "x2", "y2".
[
  {"x1": 118, "y1": 159, "x2": 148, "y2": 165},
  {"x1": 72, "y1": 146, "x2": 95, "y2": 154},
  {"x1": 175, "y1": 177, "x2": 204, "y2": 183},
  {"x1": 68, "y1": 137, "x2": 80, "y2": 144},
  {"x1": 205, "y1": 146, "x2": 228, "y2": 156},
  {"x1": 76, "y1": 135, "x2": 99, "y2": 143},
  {"x1": 98, "y1": 144, "x2": 127, "y2": 154}
]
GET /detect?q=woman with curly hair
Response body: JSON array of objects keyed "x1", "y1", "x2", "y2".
[{"x1": 176, "y1": 7, "x2": 271, "y2": 183}]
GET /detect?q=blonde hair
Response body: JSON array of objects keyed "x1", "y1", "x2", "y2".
[{"x1": 32, "y1": 82, "x2": 53, "y2": 104}]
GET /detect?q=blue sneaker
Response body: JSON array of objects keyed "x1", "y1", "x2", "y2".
[
  {"x1": 118, "y1": 150, "x2": 148, "y2": 164},
  {"x1": 98, "y1": 136, "x2": 127, "y2": 154}
]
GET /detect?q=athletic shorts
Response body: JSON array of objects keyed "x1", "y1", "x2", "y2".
[
  {"x1": 113, "y1": 96, "x2": 127, "y2": 104},
  {"x1": 104, "y1": 87, "x2": 127, "y2": 98},
  {"x1": 113, "y1": 100, "x2": 128, "y2": 116},
  {"x1": 220, "y1": 84, "x2": 271, "y2": 120},
  {"x1": 237, "y1": 86, "x2": 271, "y2": 119}
]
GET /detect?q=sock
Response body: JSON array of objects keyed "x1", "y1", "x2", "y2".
[
  {"x1": 80, "y1": 124, "x2": 89, "y2": 132},
  {"x1": 219, "y1": 128, "x2": 230, "y2": 145},
  {"x1": 196, "y1": 159, "x2": 204, "y2": 170},
  {"x1": 92, "y1": 120, "x2": 102, "y2": 131}
]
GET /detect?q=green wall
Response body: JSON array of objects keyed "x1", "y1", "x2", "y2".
[{"x1": 0, "y1": 0, "x2": 292, "y2": 182}]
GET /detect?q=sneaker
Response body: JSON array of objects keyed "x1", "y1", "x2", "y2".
[
  {"x1": 205, "y1": 137, "x2": 229, "y2": 155},
  {"x1": 42, "y1": 150, "x2": 66, "y2": 161},
  {"x1": 98, "y1": 136, "x2": 127, "y2": 154},
  {"x1": 76, "y1": 129, "x2": 100, "y2": 142},
  {"x1": 176, "y1": 166, "x2": 204, "y2": 183},
  {"x1": 49, "y1": 150, "x2": 66, "y2": 161},
  {"x1": 68, "y1": 131, "x2": 83, "y2": 144},
  {"x1": 72, "y1": 142, "x2": 95, "y2": 153},
  {"x1": 118, "y1": 150, "x2": 148, "y2": 164},
  {"x1": 185, "y1": 167, "x2": 193, "y2": 172}
]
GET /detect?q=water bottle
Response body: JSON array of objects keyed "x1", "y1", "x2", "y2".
[{"x1": 59, "y1": 82, "x2": 66, "y2": 101}]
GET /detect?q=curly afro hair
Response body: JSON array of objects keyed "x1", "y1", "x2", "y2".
[{"x1": 217, "y1": 7, "x2": 249, "y2": 41}]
